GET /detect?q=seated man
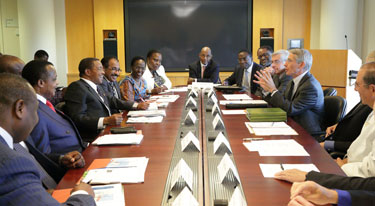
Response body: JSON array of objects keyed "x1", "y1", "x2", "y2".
[
  {"x1": 254, "y1": 49, "x2": 324, "y2": 135},
  {"x1": 0, "y1": 54, "x2": 24, "y2": 75},
  {"x1": 0, "y1": 73, "x2": 95, "y2": 205},
  {"x1": 143, "y1": 49, "x2": 172, "y2": 94},
  {"x1": 64, "y1": 57, "x2": 149, "y2": 142},
  {"x1": 22, "y1": 60, "x2": 86, "y2": 155},
  {"x1": 187, "y1": 46, "x2": 220, "y2": 84},
  {"x1": 224, "y1": 49, "x2": 262, "y2": 94},
  {"x1": 257, "y1": 45, "x2": 273, "y2": 67},
  {"x1": 100, "y1": 56, "x2": 123, "y2": 114},
  {"x1": 275, "y1": 169, "x2": 375, "y2": 205},
  {"x1": 255, "y1": 49, "x2": 292, "y2": 97}
]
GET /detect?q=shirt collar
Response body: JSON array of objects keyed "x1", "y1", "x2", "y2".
[
  {"x1": 293, "y1": 70, "x2": 308, "y2": 87},
  {"x1": 245, "y1": 62, "x2": 254, "y2": 73},
  {"x1": 200, "y1": 61, "x2": 208, "y2": 68},
  {"x1": 36, "y1": 94, "x2": 47, "y2": 104},
  {"x1": 0, "y1": 126, "x2": 13, "y2": 149},
  {"x1": 81, "y1": 78, "x2": 98, "y2": 91}
]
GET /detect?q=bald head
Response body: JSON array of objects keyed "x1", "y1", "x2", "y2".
[
  {"x1": 366, "y1": 50, "x2": 375, "y2": 63},
  {"x1": 0, "y1": 55, "x2": 25, "y2": 75},
  {"x1": 199, "y1": 46, "x2": 212, "y2": 65}
]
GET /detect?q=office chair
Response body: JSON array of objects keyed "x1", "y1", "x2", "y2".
[{"x1": 323, "y1": 87, "x2": 337, "y2": 96}]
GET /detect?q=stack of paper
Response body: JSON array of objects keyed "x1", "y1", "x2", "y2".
[
  {"x1": 244, "y1": 122, "x2": 298, "y2": 136},
  {"x1": 219, "y1": 100, "x2": 267, "y2": 105},
  {"x1": 222, "y1": 110, "x2": 246, "y2": 115},
  {"x1": 150, "y1": 95, "x2": 179, "y2": 103},
  {"x1": 246, "y1": 108, "x2": 286, "y2": 122},
  {"x1": 127, "y1": 110, "x2": 166, "y2": 117},
  {"x1": 126, "y1": 116, "x2": 163, "y2": 123},
  {"x1": 82, "y1": 157, "x2": 149, "y2": 184},
  {"x1": 92, "y1": 133, "x2": 144, "y2": 145},
  {"x1": 259, "y1": 164, "x2": 319, "y2": 178},
  {"x1": 161, "y1": 87, "x2": 188, "y2": 93},
  {"x1": 243, "y1": 139, "x2": 309, "y2": 156},
  {"x1": 222, "y1": 94, "x2": 252, "y2": 100}
]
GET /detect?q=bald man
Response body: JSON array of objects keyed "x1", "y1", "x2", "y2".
[
  {"x1": 0, "y1": 55, "x2": 25, "y2": 75},
  {"x1": 187, "y1": 46, "x2": 220, "y2": 84}
]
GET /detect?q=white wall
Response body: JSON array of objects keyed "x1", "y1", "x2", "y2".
[
  {"x1": 0, "y1": 0, "x2": 20, "y2": 56},
  {"x1": 361, "y1": 0, "x2": 375, "y2": 61},
  {"x1": 54, "y1": 0, "x2": 68, "y2": 86}
]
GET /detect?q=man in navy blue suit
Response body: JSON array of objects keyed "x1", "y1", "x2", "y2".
[
  {"x1": 22, "y1": 60, "x2": 86, "y2": 155},
  {"x1": 0, "y1": 73, "x2": 95, "y2": 205}
]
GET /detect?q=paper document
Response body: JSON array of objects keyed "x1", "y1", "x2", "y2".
[
  {"x1": 92, "y1": 133, "x2": 143, "y2": 145},
  {"x1": 222, "y1": 94, "x2": 252, "y2": 100},
  {"x1": 222, "y1": 110, "x2": 246, "y2": 115},
  {"x1": 127, "y1": 110, "x2": 166, "y2": 117},
  {"x1": 146, "y1": 102, "x2": 158, "y2": 110},
  {"x1": 245, "y1": 122, "x2": 298, "y2": 136},
  {"x1": 243, "y1": 139, "x2": 310, "y2": 156},
  {"x1": 82, "y1": 157, "x2": 149, "y2": 184},
  {"x1": 126, "y1": 116, "x2": 163, "y2": 123},
  {"x1": 219, "y1": 100, "x2": 267, "y2": 105},
  {"x1": 150, "y1": 95, "x2": 179, "y2": 102},
  {"x1": 163, "y1": 87, "x2": 188, "y2": 93},
  {"x1": 92, "y1": 184, "x2": 125, "y2": 206},
  {"x1": 259, "y1": 164, "x2": 319, "y2": 178}
]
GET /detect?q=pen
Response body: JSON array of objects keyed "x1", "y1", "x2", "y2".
[
  {"x1": 243, "y1": 137, "x2": 264, "y2": 141},
  {"x1": 280, "y1": 163, "x2": 284, "y2": 171},
  {"x1": 139, "y1": 97, "x2": 145, "y2": 102}
]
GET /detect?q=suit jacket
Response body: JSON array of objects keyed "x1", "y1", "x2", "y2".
[
  {"x1": 264, "y1": 72, "x2": 324, "y2": 134},
  {"x1": 29, "y1": 100, "x2": 85, "y2": 155},
  {"x1": 327, "y1": 102, "x2": 372, "y2": 153},
  {"x1": 100, "y1": 77, "x2": 122, "y2": 115},
  {"x1": 64, "y1": 79, "x2": 134, "y2": 142},
  {"x1": 307, "y1": 171, "x2": 375, "y2": 205},
  {"x1": 0, "y1": 137, "x2": 95, "y2": 206},
  {"x1": 224, "y1": 62, "x2": 262, "y2": 94},
  {"x1": 188, "y1": 60, "x2": 220, "y2": 83},
  {"x1": 255, "y1": 71, "x2": 292, "y2": 97}
]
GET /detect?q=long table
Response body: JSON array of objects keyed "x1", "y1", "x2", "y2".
[{"x1": 55, "y1": 90, "x2": 345, "y2": 205}]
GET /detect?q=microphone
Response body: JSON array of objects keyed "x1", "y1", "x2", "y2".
[{"x1": 345, "y1": 35, "x2": 349, "y2": 50}]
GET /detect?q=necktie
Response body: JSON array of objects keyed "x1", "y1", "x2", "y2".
[
  {"x1": 110, "y1": 82, "x2": 119, "y2": 99},
  {"x1": 201, "y1": 65, "x2": 206, "y2": 79},
  {"x1": 288, "y1": 81, "x2": 295, "y2": 100},
  {"x1": 14, "y1": 143, "x2": 57, "y2": 189},
  {"x1": 45, "y1": 100, "x2": 56, "y2": 113}
]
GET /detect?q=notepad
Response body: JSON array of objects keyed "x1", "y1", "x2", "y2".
[
  {"x1": 243, "y1": 139, "x2": 309, "y2": 156},
  {"x1": 92, "y1": 133, "x2": 144, "y2": 145},
  {"x1": 259, "y1": 164, "x2": 319, "y2": 178}
]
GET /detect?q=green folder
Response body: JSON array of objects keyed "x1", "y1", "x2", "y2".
[{"x1": 246, "y1": 108, "x2": 287, "y2": 122}]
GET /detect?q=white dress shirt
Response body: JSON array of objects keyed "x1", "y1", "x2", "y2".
[
  {"x1": 143, "y1": 64, "x2": 172, "y2": 92},
  {"x1": 242, "y1": 62, "x2": 254, "y2": 91}
]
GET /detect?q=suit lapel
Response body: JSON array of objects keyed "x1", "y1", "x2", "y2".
[
  {"x1": 39, "y1": 101, "x2": 70, "y2": 126},
  {"x1": 80, "y1": 80, "x2": 111, "y2": 115},
  {"x1": 292, "y1": 72, "x2": 311, "y2": 100}
]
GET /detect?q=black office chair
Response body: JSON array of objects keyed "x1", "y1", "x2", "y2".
[
  {"x1": 323, "y1": 96, "x2": 347, "y2": 129},
  {"x1": 323, "y1": 87, "x2": 337, "y2": 96}
]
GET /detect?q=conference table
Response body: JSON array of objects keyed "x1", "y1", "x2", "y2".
[{"x1": 55, "y1": 89, "x2": 345, "y2": 205}]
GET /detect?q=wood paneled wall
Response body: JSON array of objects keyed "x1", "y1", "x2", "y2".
[{"x1": 65, "y1": 0, "x2": 312, "y2": 86}]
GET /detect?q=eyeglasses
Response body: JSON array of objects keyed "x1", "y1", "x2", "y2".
[
  {"x1": 111, "y1": 67, "x2": 122, "y2": 72},
  {"x1": 355, "y1": 81, "x2": 368, "y2": 88}
]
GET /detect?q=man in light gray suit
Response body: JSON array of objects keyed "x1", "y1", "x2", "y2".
[{"x1": 254, "y1": 49, "x2": 324, "y2": 135}]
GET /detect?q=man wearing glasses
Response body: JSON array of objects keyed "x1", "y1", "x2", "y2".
[{"x1": 100, "y1": 56, "x2": 122, "y2": 99}]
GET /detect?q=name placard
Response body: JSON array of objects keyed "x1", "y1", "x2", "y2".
[
  {"x1": 213, "y1": 132, "x2": 232, "y2": 154},
  {"x1": 170, "y1": 159, "x2": 193, "y2": 191},
  {"x1": 184, "y1": 109, "x2": 197, "y2": 125},
  {"x1": 212, "y1": 113, "x2": 225, "y2": 130},
  {"x1": 172, "y1": 187, "x2": 199, "y2": 206},
  {"x1": 181, "y1": 131, "x2": 200, "y2": 152},
  {"x1": 211, "y1": 103, "x2": 221, "y2": 116},
  {"x1": 188, "y1": 89, "x2": 198, "y2": 98},
  {"x1": 185, "y1": 96, "x2": 197, "y2": 108},
  {"x1": 217, "y1": 153, "x2": 240, "y2": 184},
  {"x1": 228, "y1": 187, "x2": 247, "y2": 206}
]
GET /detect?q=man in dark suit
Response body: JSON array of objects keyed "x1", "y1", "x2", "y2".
[
  {"x1": 64, "y1": 57, "x2": 148, "y2": 142},
  {"x1": 99, "y1": 56, "x2": 122, "y2": 114},
  {"x1": 275, "y1": 169, "x2": 375, "y2": 205},
  {"x1": 320, "y1": 102, "x2": 371, "y2": 154},
  {"x1": 187, "y1": 46, "x2": 220, "y2": 84},
  {"x1": 0, "y1": 73, "x2": 95, "y2": 205},
  {"x1": 22, "y1": 60, "x2": 86, "y2": 155},
  {"x1": 257, "y1": 45, "x2": 273, "y2": 67},
  {"x1": 255, "y1": 49, "x2": 324, "y2": 135},
  {"x1": 224, "y1": 49, "x2": 262, "y2": 94},
  {"x1": 255, "y1": 49, "x2": 292, "y2": 97}
]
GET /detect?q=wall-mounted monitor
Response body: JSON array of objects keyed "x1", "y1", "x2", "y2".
[
  {"x1": 287, "y1": 38, "x2": 304, "y2": 49},
  {"x1": 124, "y1": 0, "x2": 253, "y2": 72}
]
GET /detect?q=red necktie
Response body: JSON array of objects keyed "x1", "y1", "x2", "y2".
[{"x1": 46, "y1": 100, "x2": 56, "y2": 113}]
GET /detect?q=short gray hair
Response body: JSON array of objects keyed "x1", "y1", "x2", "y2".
[
  {"x1": 272, "y1": 50, "x2": 289, "y2": 63},
  {"x1": 289, "y1": 49, "x2": 313, "y2": 71},
  {"x1": 362, "y1": 62, "x2": 375, "y2": 85}
]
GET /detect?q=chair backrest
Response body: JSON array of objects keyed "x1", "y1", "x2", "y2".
[
  {"x1": 323, "y1": 96, "x2": 347, "y2": 129},
  {"x1": 323, "y1": 87, "x2": 337, "y2": 96}
]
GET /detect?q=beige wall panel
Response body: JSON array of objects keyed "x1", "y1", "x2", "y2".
[
  {"x1": 283, "y1": 0, "x2": 311, "y2": 50},
  {"x1": 93, "y1": 0, "x2": 126, "y2": 76},
  {"x1": 65, "y1": 0, "x2": 95, "y2": 75},
  {"x1": 252, "y1": 0, "x2": 283, "y2": 57}
]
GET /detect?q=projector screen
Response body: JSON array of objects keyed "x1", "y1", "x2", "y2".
[{"x1": 124, "y1": 0, "x2": 252, "y2": 72}]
